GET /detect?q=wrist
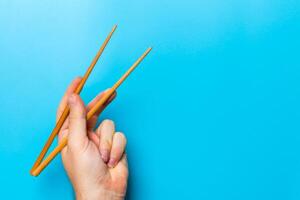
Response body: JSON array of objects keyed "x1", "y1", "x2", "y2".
[{"x1": 75, "y1": 188, "x2": 125, "y2": 200}]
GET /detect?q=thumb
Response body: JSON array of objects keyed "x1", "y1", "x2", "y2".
[{"x1": 67, "y1": 94, "x2": 88, "y2": 150}]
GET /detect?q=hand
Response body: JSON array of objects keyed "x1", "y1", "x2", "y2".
[{"x1": 56, "y1": 77, "x2": 128, "y2": 200}]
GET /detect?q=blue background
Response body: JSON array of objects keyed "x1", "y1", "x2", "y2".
[{"x1": 0, "y1": 0, "x2": 300, "y2": 199}]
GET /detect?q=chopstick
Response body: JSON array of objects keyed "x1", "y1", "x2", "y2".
[
  {"x1": 31, "y1": 47, "x2": 152, "y2": 176},
  {"x1": 30, "y1": 25, "x2": 117, "y2": 175}
]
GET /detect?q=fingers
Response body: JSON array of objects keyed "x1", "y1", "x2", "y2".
[
  {"x1": 56, "y1": 77, "x2": 82, "y2": 122},
  {"x1": 112, "y1": 153, "x2": 129, "y2": 180},
  {"x1": 96, "y1": 120, "x2": 127, "y2": 168},
  {"x1": 87, "y1": 131, "x2": 100, "y2": 146},
  {"x1": 120, "y1": 153, "x2": 128, "y2": 168},
  {"x1": 86, "y1": 90, "x2": 117, "y2": 132},
  {"x1": 58, "y1": 85, "x2": 116, "y2": 146},
  {"x1": 108, "y1": 132, "x2": 127, "y2": 168},
  {"x1": 86, "y1": 89, "x2": 116, "y2": 112},
  {"x1": 96, "y1": 120, "x2": 115, "y2": 163},
  {"x1": 58, "y1": 123, "x2": 69, "y2": 142},
  {"x1": 67, "y1": 94, "x2": 88, "y2": 150},
  {"x1": 110, "y1": 153, "x2": 129, "y2": 187},
  {"x1": 57, "y1": 77, "x2": 81, "y2": 142}
]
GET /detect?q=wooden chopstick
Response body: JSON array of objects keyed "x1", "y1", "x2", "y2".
[
  {"x1": 30, "y1": 25, "x2": 117, "y2": 175},
  {"x1": 31, "y1": 47, "x2": 152, "y2": 176}
]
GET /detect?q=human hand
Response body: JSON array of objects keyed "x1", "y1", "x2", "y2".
[{"x1": 56, "y1": 77, "x2": 128, "y2": 200}]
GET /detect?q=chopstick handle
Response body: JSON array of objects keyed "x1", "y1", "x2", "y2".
[
  {"x1": 31, "y1": 47, "x2": 152, "y2": 176},
  {"x1": 30, "y1": 25, "x2": 117, "y2": 175}
]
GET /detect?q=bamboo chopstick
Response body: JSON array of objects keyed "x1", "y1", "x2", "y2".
[
  {"x1": 30, "y1": 25, "x2": 117, "y2": 175},
  {"x1": 31, "y1": 47, "x2": 152, "y2": 176}
]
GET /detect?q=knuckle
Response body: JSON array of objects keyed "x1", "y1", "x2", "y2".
[
  {"x1": 70, "y1": 108, "x2": 86, "y2": 119},
  {"x1": 116, "y1": 132, "x2": 127, "y2": 145},
  {"x1": 103, "y1": 119, "x2": 114, "y2": 126},
  {"x1": 69, "y1": 112, "x2": 86, "y2": 120},
  {"x1": 102, "y1": 139, "x2": 112, "y2": 148}
]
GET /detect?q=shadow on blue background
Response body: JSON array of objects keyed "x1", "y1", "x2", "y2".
[{"x1": 0, "y1": 0, "x2": 300, "y2": 199}]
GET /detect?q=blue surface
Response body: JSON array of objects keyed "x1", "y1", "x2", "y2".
[{"x1": 0, "y1": 0, "x2": 300, "y2": 199}]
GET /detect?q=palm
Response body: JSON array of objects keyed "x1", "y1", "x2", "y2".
[
  {"x1": 61, "y1": 125, "x2": 128, "y2": 198},
  {"x1": 57, "y1": 78, "x2": 128, "y2": 199}
]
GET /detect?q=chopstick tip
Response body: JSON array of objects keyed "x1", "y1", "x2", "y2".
[
  {"x1": 146, "y1": 47, "x2": 153, "y2": 54},
  {"x1": 30, "y1": 170, "x2": 38, "y2": 177}
]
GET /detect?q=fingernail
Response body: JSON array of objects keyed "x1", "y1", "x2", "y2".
[
  {"x1": 108, "y1": 158, "x2": 116, "y2": 168},
  {"x1": 69, "y1": 94, "x2": 76, "y2": 105},
  {"x1": 101, "y1": 149, "x2": 109, "y2": 163}
]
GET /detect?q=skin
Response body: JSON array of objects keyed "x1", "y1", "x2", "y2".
[{"x1": 56, "y1": 77, "x2": 128, "y2": 200}]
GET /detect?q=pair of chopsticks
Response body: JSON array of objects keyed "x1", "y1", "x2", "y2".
[{"x1": 30, "y1": 25, "x2": 152, "y2": 176}]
